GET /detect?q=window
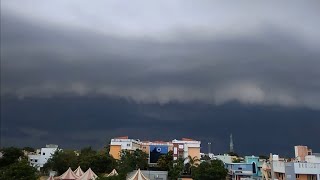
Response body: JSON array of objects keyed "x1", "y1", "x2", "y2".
[
  {"x1": 43, "y1": 153, "x2": 45, "y2": 155},
  {"x1": 35, "y1": 160, "x2": 38, "y2": 162},
  {"x1": 296, "y1": 174, "x2": 300, "y2": 179},
  {"x1": 127, "y1": 144, "x2": 131, "y2": 146}
]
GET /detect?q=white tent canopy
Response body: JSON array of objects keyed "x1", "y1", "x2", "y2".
[
  {"x1": 74, "y1": 166, "x2": 84, "y2": 177},
  {"x1": 106, "y1": 169, "x2": 119, "y2": 177},
  {"x1": 78, "y1": 168, "x2": 98, "y2": 180},
  {"x1": 59, "y1": 167, "x2": 79, "y2": 180},
  {"x1": 127, "y1": 169, "x2": 149, "y2": 180},
  {"x1": 47, "y1": 176, "x2": 55, "y2": 180}
]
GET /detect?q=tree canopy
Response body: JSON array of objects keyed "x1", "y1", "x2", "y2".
[
  {"x1": 0, "y1": 148, "x2": 38, "y2": 180},
  {"x1": 192, "y1": 160, "x2": 228, "y2": 180}
]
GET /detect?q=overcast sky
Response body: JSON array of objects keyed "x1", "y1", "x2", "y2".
[{"x1": 1, "y1": 1, "x2": 320, "y2": 154}]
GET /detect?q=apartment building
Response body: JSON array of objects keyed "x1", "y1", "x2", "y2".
[
  {"x1": 262, "y1": 146, "x2": 320, "y2": 180},
  {"x1": 109, "y1": 136, "x2": 201, "y2": 164}
]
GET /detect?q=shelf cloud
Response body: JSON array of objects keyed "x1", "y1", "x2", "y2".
[{"x1": 2, "y1": 0, "x2": 320, "y2": 109}]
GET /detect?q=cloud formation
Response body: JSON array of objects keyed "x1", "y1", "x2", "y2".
[{"x1": 1, "y1": 0, "x2": 320, "y2": 109}]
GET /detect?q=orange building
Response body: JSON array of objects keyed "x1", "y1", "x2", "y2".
[{"x1": 109, "y1": 136, "x2": 201, "y2": 164}]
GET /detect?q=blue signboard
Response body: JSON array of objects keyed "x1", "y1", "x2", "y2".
[{"x1": 149, "y1": 145, "x2": 169, "y2": 163}]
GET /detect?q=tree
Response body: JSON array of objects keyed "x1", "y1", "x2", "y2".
[
  {"x1": 22, "y1": 147, "x2": 35, "y2": 152},
  {"x1": 200, "y1": 155, "x2": 211, "y2": 161},
  {"x1": 192, "y1": 160, "x2": 228, "y2": 180},
  {"x1": 168, "y1": 158, "x2": 184, "y2": 180},
  {"x1": 185, "y1": 155, "x2": 200, "y2": 175},
  {"x1": 0, "y1": 159, "x2": 39, "y2": 180},
  {"x1": 117, "y1": 149, "x2": 148, "y2": 179},
  {"x1": 157, "y1": 151, "x2": 173, "y2": 171},
  {"x1": 91, "y1": 153, "x2": 116, "y2": 174},
  {"x1": 43, "y1": 150, "x2": 78, "y2": 175},
  {"x1": 227, "y1": 152, "x2": 239, "y2": 157},
  {"x1": 0, "y1": 147, "x2": 24, "y2": 168}
]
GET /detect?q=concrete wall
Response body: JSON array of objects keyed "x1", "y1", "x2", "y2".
[{"x1": 109, "y1": 145, "x2": 121, "y2": 159}]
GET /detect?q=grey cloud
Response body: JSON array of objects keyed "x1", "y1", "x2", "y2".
[{"x1": 1, "y1": 1, "x2": 320, "y2": 109}]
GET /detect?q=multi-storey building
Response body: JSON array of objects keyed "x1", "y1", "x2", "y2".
[
  {"x1": 109, "y1": 136, "x2": 201, "y2": 164},
  {"x1": 28, "y1": 144, "x2": 59, "y2": 170},
  {"x1": 262, "y1": 146, "x2": 320, "y2": 180}
]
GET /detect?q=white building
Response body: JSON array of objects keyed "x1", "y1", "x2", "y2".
[
  {"x1": 28, "y1": 144, "x2": 59, "y2": 170},
  {"x1": 263, "y1": 148, "x2": 320, "y2": 180}
]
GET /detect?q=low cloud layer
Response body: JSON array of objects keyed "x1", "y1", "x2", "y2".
[{"x1": 1, "y1": 1, "x2": 320, "y2": 109}]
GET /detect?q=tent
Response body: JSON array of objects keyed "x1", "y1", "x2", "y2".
[
  {"x1": 58, "y1": 167, "x2": 79, "y2": 180},
  {"x1": 127, "y1": 169, "x2": 149, "y2": 180},
  {"x1": 78, "y1": 168, "x2": 98, "y2": 180},
  {"x1": 106, "y1": 169, "x2": 118, "y2": 177},
  {"x1": 47, "y1": 176, "x2": 55, "y2": 180},
  {"x1": 74, "y1": 166, "x2": 84, "y2": 177}
]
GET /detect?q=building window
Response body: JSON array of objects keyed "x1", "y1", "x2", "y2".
[
  {"x1": 296, "y1": 174, "x2": 300, "y2": 179},
  {"x1": 35, "y1": 160, "x2": 38, "y2": 162},
  {"x1": 43, "y1": 153, "x2": 45, "y2": 155},
  {"x1": 127, "y1": 144, "x2": 131, "y2": 146}
]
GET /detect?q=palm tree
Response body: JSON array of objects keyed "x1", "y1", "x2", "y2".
[{"x1": 185, "y1": 155, "x2": 200, "y2": 175}]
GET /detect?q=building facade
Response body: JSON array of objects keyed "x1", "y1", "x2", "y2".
[
  {"x1": 109, "y1": 136, "x2": 201, "y2": 164},
  {"x1": 262, "y1": 146, "x2": 320, "y2": 180},
  {"x1": 28, "y1": 144, "x2": 59, "y2": 170}
]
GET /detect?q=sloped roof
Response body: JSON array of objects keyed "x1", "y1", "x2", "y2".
[
  {"x1": 59, "y1": 167, "x2": 79, "y2": 180},
  {"x1": 127, "y1": 169, "x2": 149, "y2": 180},
  {"x1": 74, "y1": 166, "x2": 84, "y2": 177},
  {"x1": 78, "y1": 168, "x2": 98, "y2": 180},
  {"x1": 106, "y1": 169, "x2": 118, "y2": 177}
]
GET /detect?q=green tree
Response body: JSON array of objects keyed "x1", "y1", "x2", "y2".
[
  {"x1": 200, "y1": 155, "x2": 211, "y2": 161},
  {"x1": 168, "y1": 158, "x2": 184, "y2": 180},
  {"x1": 0, "y1": 147, "x2": 24, "y2": 168},
  {"x1": 157, "y1": 151, "x2": 173, "y2": 171},
  {"x1": 78, "y1": 147, "x2": 97, "y2": 171},
  {"x1": 227, "y1": 152, "x2": 239, "y2": 157},
  {"x1": 185, "y1": 155, "x2": 200, "y2": 175},
  {"x1": 0, "y1": 159, "x2": 39, "y2": 180},
  {"x1": 192, "y1": 160, "x2": 228, "y2": 180},
  {"x1": 91, "y1": 153, "x2": 116, "y2": 174},
  {"x1": 43, "y1": 150, "x2": 78, "y2": 175},
  {"x1": 22, "y1": 147, "x2": 35, "y2": 152},
  {"x1": 117, "y1": 149, "x2": 148, "y2": 178}
]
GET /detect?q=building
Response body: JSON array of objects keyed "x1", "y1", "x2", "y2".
[
  {"x1": 295, "y1": 146, "x2": 313, "y2": 162},
  {"x1": 109, "y1": 137, "x2": 201, "y2": 164},
  {"x1": 225, "y1": 155, "x2": 262, "y2": 180},
  {"x1": 262, "y1": 146, "x2": 320, "y2": 180},
  {"x1": 109, "y1": 136, "x2": 141, "y2": 159},
  {"x1": 28, "y1": 144, "x2": 59, "y2": 170},
  {"x1": 172, "y1": 138, "x2": 201, "y2": 163}
]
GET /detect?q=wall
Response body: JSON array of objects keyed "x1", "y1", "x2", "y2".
[
  {"x1": 109, "y1": 145, "x2": 121, "y2": 159},
  {"x1": 188, "y1": 147, "x2": 200, "y2": 160}
]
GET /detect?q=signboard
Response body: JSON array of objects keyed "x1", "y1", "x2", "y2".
[{"x1": 149, "y1": 145, "x2": 169, "y2": 163}]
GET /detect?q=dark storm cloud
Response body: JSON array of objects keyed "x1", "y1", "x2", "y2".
[
  {"x1": 1, "y1": 1, "x2": 320, "y2": 154},
  {"x1": 2, "y1": 15, "x2": 320, "y2": 107},
  {"x1": 2, "y1": 96, "x2": 320, "y2": 155}
]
